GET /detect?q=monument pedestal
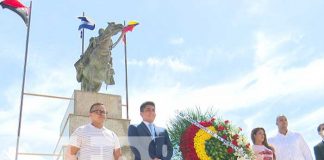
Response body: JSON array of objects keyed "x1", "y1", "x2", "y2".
[{"x1": 54, "y1": 90, "x2": 133, "y2": 159}]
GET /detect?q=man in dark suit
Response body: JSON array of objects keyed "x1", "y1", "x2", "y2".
[
  {"x1": 314, "y1": 123, "x2": 324, "y2": 160},
  {"x1": 128, "y1": 101, "x2": 173, "y2": 160}
]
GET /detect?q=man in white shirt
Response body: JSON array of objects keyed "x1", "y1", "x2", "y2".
[
  {"x1": 268, "y1": 115, "x2": 313, "y2": 160},
  {"x1": 65, "y1": 103, "x2": 122, "y2": 160}
]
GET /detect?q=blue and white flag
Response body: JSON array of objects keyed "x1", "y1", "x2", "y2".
[{"x1": 78, "y1": 16, "x2": 95, "y2": 30}]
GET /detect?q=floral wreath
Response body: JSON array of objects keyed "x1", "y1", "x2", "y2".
[{"x1": 168, "y1": 109, "x2": 254, "y2": 160}]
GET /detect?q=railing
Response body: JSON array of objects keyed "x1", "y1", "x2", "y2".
[
  {"x1": 55, "y1": 145, "x2": 67, "y2": 160},
  {"x1": 60, "y1": 94, "x2": 75, "y2": 133}
]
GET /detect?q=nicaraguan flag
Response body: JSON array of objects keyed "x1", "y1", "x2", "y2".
[
  {"x1": 0, "y1": 0, "x2": 29, "y2": 26},
  {"x1": 78, "y1": 16, "x2": 95, "y2": 30}
]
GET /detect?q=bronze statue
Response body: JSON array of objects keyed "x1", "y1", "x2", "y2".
[{"x1": 74, "y1": 22, "x2": 124, "y2": 92}]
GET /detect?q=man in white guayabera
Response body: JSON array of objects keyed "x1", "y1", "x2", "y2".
[
  {"x1": 65, "y1": 103, "x2": 122, "y2": 160},
  {"x1": 268, "y1": 115, "x2": 313, "y2": 160}
]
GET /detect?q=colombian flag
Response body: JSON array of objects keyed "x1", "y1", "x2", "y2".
[
  {"x1": 122, "y1": 21, "x2": 139, "y2": 43},
  {"x1": 122, "y1": 21, "x2": 139, "y2": 33}
]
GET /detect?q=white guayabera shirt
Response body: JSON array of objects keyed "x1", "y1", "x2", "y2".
[{"x1": 268, "y1": 131, "x2": 313, "y2": 160}]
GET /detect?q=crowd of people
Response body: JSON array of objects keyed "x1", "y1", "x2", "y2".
[{"x1": 64, "y1": 102, "x2": 323, "y2": 160}]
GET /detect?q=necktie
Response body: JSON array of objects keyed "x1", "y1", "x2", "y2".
[{"x1": 149, "y1": 123, "x2": 155, "y2": 140}]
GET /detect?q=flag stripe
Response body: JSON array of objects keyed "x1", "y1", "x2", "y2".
[
  {"x1": 1, "y1": 0, "x2": 26, "y2": 8},
  {"x1": 78, "y1": 23, "x2": 95, "y2": 30},
  {"x1": 78, "y1": 16, "x2": 95, "y2": 30},
  {"x1": 122, "y1": 25, "x2": 135, "y2": 33}
]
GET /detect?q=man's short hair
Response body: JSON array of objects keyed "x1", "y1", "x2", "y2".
[
  {"x1": 276, "y1": 114, "x2": 287, "y2": 123},
  {"x1": 317, "y1": 123, "x2": 324, "y2": 132},
  {"x1": 89, "y1": 102, "x2": 104, "y2": 112},
  {"x1": 140, "y1": 101, "x2": 155, "y2": 112}
]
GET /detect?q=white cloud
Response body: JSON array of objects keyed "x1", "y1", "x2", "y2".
[
  {"x1": 129, "y1": 57, "x2": 193, "y2": 73},
  {"x1": 0, "y1": 141, "x2": 49, "y2": 160},
  {"x1": 128, "y1": 59, "x2": 144, "y2": 66},
  {"x1": 165, "y1": 57, "x2": 193, "y2": 72},
  {"x1": 183, "y1": 57, "x2": 324, "y2": 111},
  {"x1": 1, "y1": 146, "x2": 15, "y2": 160},
  {"x1": 254, "y1": 31, "x2": 302, "y2": 66},
  {"x1": 245, "y1": 0, "x2": 269, "y2": 15},
  {"x1": 290, "y1": 106, "x2": 324, "y2": 131},
  {"x1": 169, "y1": 37, "x2": 184, "y2": 45},
  {"x1": 147, "y1": 57, "x2": 193, "y2": 72},
  {"x1": 147, "y1": 57, "x2": 163, "y2": 66}
]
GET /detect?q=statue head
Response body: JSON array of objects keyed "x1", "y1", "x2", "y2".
[
  {"x1": 98, "y1": 28, "x2": 105, "y2": 36},
  {"x1": 105, "y1": 22, "x2": 123, "y2": 36}
]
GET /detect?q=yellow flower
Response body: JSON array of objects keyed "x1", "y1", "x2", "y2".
[{"x1": 193, "y1": 126, "x2": 217, "y2": 160}]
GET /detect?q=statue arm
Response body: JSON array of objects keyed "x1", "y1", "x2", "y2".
[{"x1": 111, "y1": 32, "x2": 124, "y2": 48}]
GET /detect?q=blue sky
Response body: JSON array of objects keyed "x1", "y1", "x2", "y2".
[{"x1": 1, "y1": 0, "x2": 324, "y2": 159}]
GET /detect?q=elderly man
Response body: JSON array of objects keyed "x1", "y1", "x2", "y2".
[
  {"x1": 65, "y1": 102, "x2": 122, "y2": 160},
  {"x1": 268, "y1": 115, "x2": 313, "y2": 160},
  {"x1": 314, "y1": 123, "x2": 324, "y2": 160}
]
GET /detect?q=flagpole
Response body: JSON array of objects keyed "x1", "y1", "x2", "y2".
[
  {"x1": 81, "y1": 12, "x2": 85, "y2": 55},
  {"x1": 15, "y1": 1, "x2": 32, "y2": 160},
  {"x1": 123, "y1": 21, "x2": 129, "y2": 119}
]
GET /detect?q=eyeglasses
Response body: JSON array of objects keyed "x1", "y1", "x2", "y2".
[{"x1": 90, "y1": 110, "x2": 107, "y2": 115}]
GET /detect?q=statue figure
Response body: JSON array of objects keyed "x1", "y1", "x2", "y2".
[{"x1": 74, "y1": 22, "x2": 124, "y2": 92}]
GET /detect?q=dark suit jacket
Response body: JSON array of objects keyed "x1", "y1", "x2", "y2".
[
  {"x1": 128, "y1": 122, "x2": 173, "y2": 160},
  {"x1": 314, "y1": 141, "x2": 324, "y2": 160}
]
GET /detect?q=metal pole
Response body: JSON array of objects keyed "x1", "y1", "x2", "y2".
[
  {"x1": 15, "y1": 1, "x2": 32, "y2": 160},
  {"x1": 24, "y1": 92, "x2": 73, "y2": 100},
  {"x1": 81, "y1": 12, "x2": 85, "y2": 55},
  {"x1": 123, "y1": 21, "x2": 129, "y2": 119}
]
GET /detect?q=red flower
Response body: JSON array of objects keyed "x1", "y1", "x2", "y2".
[
  {"x1": 246, "y1": 143, "x2": 250, "y2": 149},
  {"x1": 200, "y1": 121, "x2": 207, "y2": 125},
  {"x1": 210, "y1": 117, "x2": 216, "y2": 122},
  {"x1": 225, "y1": 120, "x2": 229, "y2": 124},
  {"x1": 239, "y1": 127, "x2": 242, "y2": 131},
  {"x1": 222, "y1": 135, "x2": 227, "y2": 140},
  {"x1": 227, "y1": 147, "x2": 234, "y2": 154},
  {"x1": 232, "y1": 140, "x2": 238, "y2": 146},
  {"x1": 232, "y1": 134, "x2": 239, "y2": 140},
  {"x1": 218, "y1": 125, "x2": 225, "y2": 131}
]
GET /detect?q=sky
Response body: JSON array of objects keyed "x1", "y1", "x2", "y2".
[{"x1": 1, "y1": 0, "x2": 324, "y2": 159}]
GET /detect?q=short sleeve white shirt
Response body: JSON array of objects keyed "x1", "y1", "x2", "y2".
[{"x1": 70, "y1": 123, "x2": 120, "y2": 160}]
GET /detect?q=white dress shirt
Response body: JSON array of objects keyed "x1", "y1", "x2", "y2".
[
  {"x1": 143, "y1": 121, "x2": 156, "y2": 139},
  {"x1": 268, "y1": 130, "x2": 313, "y2": 160}
]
